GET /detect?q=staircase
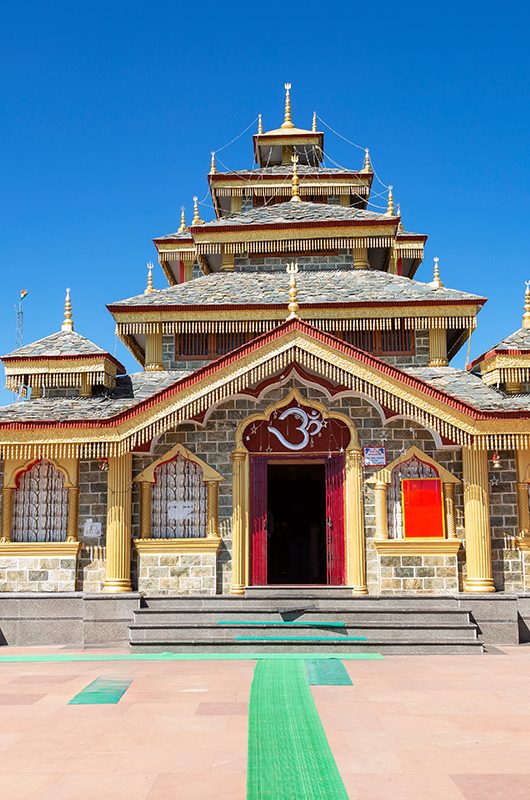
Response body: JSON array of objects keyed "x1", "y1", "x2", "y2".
[{"x1": 128, "y1": 589, "x2": 484, "y2": 655}]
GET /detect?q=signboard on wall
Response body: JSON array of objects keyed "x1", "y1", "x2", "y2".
[{"x1": 363, "y1": 446, "x2": 387, "y2": 466}]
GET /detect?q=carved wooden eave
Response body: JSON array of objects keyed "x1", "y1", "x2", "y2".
[
  {"x1": 3, "y1": 354, "x2": 122, "y2": 393},
  {"x1": 469, "y1": 352, "x2": 530, "y2": 386},
  {"x1": 3, "y1": 320, "x2": 530, "y2": 460},
  {"x1": 208, "y1": 170, "x2": 372, "y2": 199},
  {"x1": 153, "y1": 239, "x2": 197, "y2": 286}
]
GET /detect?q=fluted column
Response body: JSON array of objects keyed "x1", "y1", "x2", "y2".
[
  {"x1": 103, "y1": 453, "x2": 133, "y2": 593},
  {"x1": 374, "y1": 481, "x2": 389, "y2": 539},
  {"x1": 443, "y1": 482, "x2": 458, "y2": 539},
  {"x1": 354, "y1": 247, "x2": 369, "y2": 270},
  {"x1": 462, "y1": 447, "x2": 495, "y2": 592},
  {"x1": 66, "y1": 486, "x2": 79, "y2": 542},
  {"x1": 230, "y1": 450, "x2": 247, "y2": 595},
  {"x1": 144, "y1": 326, "x2": 163, "y2": 371},
  {"x1": 139, "y1": 481, "x2": 152, "y2": 539},
  {"x1": 80, "y1": 373, "x2": 92, "y2": 397},
  {"x1": 346, "y1": 450, "x2": 368, "y2": 594},
  {"x1": 428, "y1": 329, "x2": 448, "y2": 367},
  {"x1": 1, "y1": 487, "x2": 14, "y2": 543},
  {"x1": 206, "y1": 480, "x2": 220, "y2": 539}
]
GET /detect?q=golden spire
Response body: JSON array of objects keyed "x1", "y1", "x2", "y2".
[
  {"x1": 286, "y1": 261, "x2": 300, "y2": 319},
  {"x1": 312, "y1": 111, "x2": 317, "y2": 132},
  {"x1": 192, "y1": 195, "x2": 204, "y2": 225},
  {"x1": 281, "y1": 82, "x2": 295, "y2": 129},
  {"x1": 61, "y1": 287, "x2": 74, "y2": 332},
  {"x1": 523, "y1": 281, "x2": 530, "y2": 329},
  {"x1": 178, "y1": 207, "x2": 187, "y2": 235},
  {"x1": 386, "y1": 185, "x2": 394, "y2": 216},
  {"x1": 362, "y1": 147, "x2": 372, "y2": 173},
  {"x1": 145, "y1": 262, "x2": 154, "y2": 294},
  {"x1": 432, "y1": 257, "x2": 444, "y2": 289},
  {"x1": 397, "y1": 204, "x2": 404, "y2": 232},
  {"x1": 210, "y1": 151, "x2": 217, "y2": 174},
  {"x1": 290, "y1": 153, "x2": 301, "y2": 202},
  {"x1": 257, "y1": 113, "x2": 263, "y2": 134}
]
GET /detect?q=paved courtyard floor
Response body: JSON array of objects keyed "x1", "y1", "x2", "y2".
[{"x1": 0, "y1": 646, "x2": 528, "y2": 799}]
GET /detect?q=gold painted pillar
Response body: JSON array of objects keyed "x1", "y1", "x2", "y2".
[
  {"x1": 206, "y1": 480, "x2": 220, "y2": 539},
  {"x1": 516, "y1": 450, "x2": 530, "y2": 539},
  {"x1": 428, "y1": 329, "x2": 448, "y2": 367},
  {"x1": 354, "y1": 247, "x2": 369, "y2": 270},
  {"x1": 145, "y1": 325, "x2": 163, "y2": 371},
  {"x1": 443, "y1": 482, "x2": 458, "y2": 539},
  {"x1": 80, "y1": 374, "x2": 92, "y2": 397},
  {"x1": 1, "y1": 487, "x2": 14, "y2": 543},
  {"x1": 66, "y1": 486, "x2": 80, "y2": 542},
  {"x1": 230, "y1": 450, "x2": 247, "y2": 595},
  {"x1": 139, "y1": 481, "x2": 152, "y2": 539},
  {"x1": 340, "y1": 194, "x2": 350, "y2": 207},
  {"x1": 346, "y1": 450, "x2": 368, "y2": 594},
  {"x1": 462, "y1": 447, "x2": 495, "y2": 592},
  {"x1": 374, "y1": 481, "x2": 389, "y2": 539},
  {"x1": 103, "y1": 453, "x2": 133, "y2": 593},
  {"x1": 230, "y1": 196, "x2": 242, "y2": 213},
  {"x1": 220, "y1": 247, "x2": 235, "y2": 272}
]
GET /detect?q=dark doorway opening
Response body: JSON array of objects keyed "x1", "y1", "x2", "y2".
[{"x1": 267, "y1": 462, "x2": 326, "y2": 584}]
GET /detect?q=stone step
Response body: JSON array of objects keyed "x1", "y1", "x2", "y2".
[
  {"x1": 129, "y1": 639, "x2": 484, "y2": 655},
  {"x1": 142, "y1": 595, "x2": 462, "y2": 612},
  {"x1": 128, "y1": 621, "x2": 478, "y2": 643},
  {"x1": 133, "y1": 609, "x2": 474, "y2": 626}
]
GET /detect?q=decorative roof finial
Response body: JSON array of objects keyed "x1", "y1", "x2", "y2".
[
  {"x1": 257, "y1": 113, "x2": 263, "y2": 134},
  {"x1": 362, "y1": 148, "x2": 372, "y2": 173},
  {"x1": 432, "y1": 257, "x2": 444, "y2": 289},
  {"x1": 386, "y1": 185, "x2": 394, "y2": 216},
  {"x1": 397, "y1": 204, "x2": 404, "y2": 232},
  {"x1": 523, "y1": 281, "x2": 530, "y2": 329},
  {"x1": 145, "y1": 262, "x2": 154, "y2": 294},
  {"x1": 281, "y1": 82, "x2": 295, "y2": 129},
  {"x1": 61, "y1": 287, "x2": 74, "y2": 332},
  {"x1": 286, "y1": 261, "x2": 300, "y2": 319},
  {"x1": 178, "y1": 207, "x2": 187, "y2": 235},
  {"x1": 210, "y1": 151, "x2": 217, "y2": 174},
  {"x1": 312, "y1": 112, "x2": 317, "y2": 132},
  {"x1": 192, "y1": 195, "x2": 204, "y2": 225},
  {"x1": 290, "y1": 153, "x2": 301, "y2": 202}
]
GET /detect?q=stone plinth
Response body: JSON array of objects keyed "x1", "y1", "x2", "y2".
[
  {"x1": 134, "y1": 538, "x2": 220, "y2": 595},
  {"x1": 0, "y1": 543, "x2": 81, "y2": 592},
  {"x1": 373, "y1": 540, "x2": 461, "y2": 594}
]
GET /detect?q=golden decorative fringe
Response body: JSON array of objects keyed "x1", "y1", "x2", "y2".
[
  {"x1": 197, "y1": 237, "x2": 394, "y2": 255},
  {"x1": 158, "y1": 250, "x2": 196, "y2": 262},
  {"x1": 4, "y1": 371, "x2": 112, "y2": 391},
  {"x1": 214, "y1": 185, "x2": 370, "y2": 197},
  {"x1": 482, "y1": 367, "x2": 530, "y2": 385}
]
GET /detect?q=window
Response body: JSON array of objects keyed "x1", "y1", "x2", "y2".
[
  {"x1": 12, "y1": 461, "x2": 68, "y2": 543},
  {"x1": 175, "y1": 332, "x2": 251, "y2": 360},
  {"x1": 388, "y1": 456, "x2": 439, "y2": 539},
  {"x1": 343, "y1": 327, "x2": 414, "y2": 356},
  {"x1": 152, "y1": 455, "x2": 207, "y2": 538}
]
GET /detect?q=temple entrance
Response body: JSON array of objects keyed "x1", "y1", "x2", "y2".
[{"x1": 267, "y1": 463, "x2": 326, "y2": 584}]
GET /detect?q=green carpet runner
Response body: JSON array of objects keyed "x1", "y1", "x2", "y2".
[
  {"x1": 305, "y1": 659, "x2": 353, "y2": 686},
  {"x1": 68, "y1": 677, "x2": 132, "y2": 704}
]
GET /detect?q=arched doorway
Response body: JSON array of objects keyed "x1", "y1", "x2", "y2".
[{"x1": 231, "y1": 390, "x2": 366, "y2": 593}]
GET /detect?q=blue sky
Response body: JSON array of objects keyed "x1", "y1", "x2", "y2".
[{"x1": 1, "y1": 1, "x2": 529, "y2": 404}]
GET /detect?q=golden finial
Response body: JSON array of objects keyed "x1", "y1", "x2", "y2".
[
  {"x1": 432, "y1": 257, "x2": 444, "y2": 289},
  {"x1": 257, "y1": 113, "x2": 263, "y2": 134},
  {"x1": 145, "y1": 262, "x2": 154, "y2": 294},
  {"x1": 523, "y1": 281, "x2": 530, "y2": 329},
  {"x1": 312, "y1": 112, "x2": 317, "y2": 132},
  {"x1": 397, "y1": 204, "x2": 404, "y2": 232},
  {"x1": 281, "y1": 82, "x2": 295, "y2": 129},
  {"x1": 290, "y1": 153, "x2": 301, "y2": 202},
  {"x1": 286, "y1": 261, "x2": 300, "y2": 319},
  {"x1": 362, "y1": 147, "x2": 372, "y2": 173},
  {"x1": 178, "y1": 207, "x2": 187, "y2": 235},
  {"x1": 210, "y1": 151, "x2": 217, "y2": 174},
  {"x1": 192, "y1": 195, "x2": 204, "y2": 225},
  {"x1": 61, "y1": 287, "x2": 74, "y2": 332},
  {"x1": 386, "y1": 185, "x2": 394, "y2": 216}
]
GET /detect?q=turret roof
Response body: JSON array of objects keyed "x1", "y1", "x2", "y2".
[
  {"x1": 2, "y1": 330, "x2": 124, "y2": 370},
  {"x1": 193, "y1": 200, "x2": 391, "y2": 228},
  {"x1": 108, "y1": 269, "x2": 485, "y2": 310}
]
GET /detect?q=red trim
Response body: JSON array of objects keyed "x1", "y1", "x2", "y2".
[
  {"x1": 2, "y1": 318, "x2": 530, "y2": 431},
  {"x1": 468, "y1": 347, "x2": 530, "y2": 370}
]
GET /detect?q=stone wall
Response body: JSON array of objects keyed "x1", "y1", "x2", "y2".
[
  {"x1": 234, "y1": 252, "x2": 355, "y2": 271},
  {"x1": 489, "y1": 453, "x2": 522, "y2": 592},
  {"x1": 77, "y1": 459, "x2": 108, "y2": 591},
  {"x1": 0, "y1": 556, "x2": 77, "y2": 592},
  {"x1": 137, "y1": 552, "x2": 217, "y2": 594},
  {"x1": 378, "y1": 554, "x2": 459, "y2": 594}
]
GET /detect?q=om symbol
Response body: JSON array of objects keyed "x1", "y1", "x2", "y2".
[{"x1": 267, "y1": 407, "x2": 324, "y2": 451}]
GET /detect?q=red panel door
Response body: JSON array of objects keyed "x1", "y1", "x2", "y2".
[
  {"x1": 250, "y1": 457, "x2": 268, "y2": 585},
  {"x1": 325, "y1": 454, "x2": 346, "y2": 585}
]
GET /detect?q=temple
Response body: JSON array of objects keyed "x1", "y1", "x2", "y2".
[{"x1": 2, "y1": 85, "x2": 530, "y2": 649}]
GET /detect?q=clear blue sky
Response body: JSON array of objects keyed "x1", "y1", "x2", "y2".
[{"x1": 1, "y1": 1, "x2": 530, "y2": 404}]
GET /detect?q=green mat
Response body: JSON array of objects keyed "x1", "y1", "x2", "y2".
[
  {"x1": 69, "y1": 677, "x2": 132, "y2": 705},
  {"x1": 236, "y1": 636, "x2": 367, "y2": 642},
  {"x1": 0, "y1": 652, "x2": 382, "y2": 663},
  {"x1": 305, "y1": 659, "x2": 352, "y2": 686},
  {"x1": 217, "y1": 621, "x2": 346, "y2": 627},
  {"x1": 247, "y1": 659, "x2": 349, "y2": 799}
]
